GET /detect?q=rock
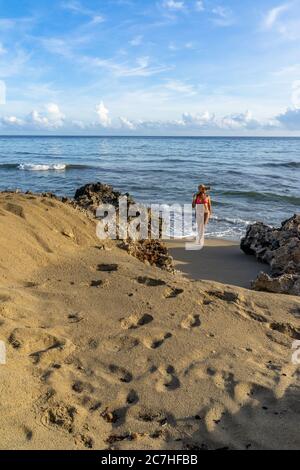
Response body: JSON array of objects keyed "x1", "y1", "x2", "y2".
[
  {"x1": 120, "y1": 239, "x2": 174, "y2": 273},
  {"x1": 253, "y1": 272, "x2": 300, "y2": 296},
  {"x1": 241, "y1": 214, "x2": 300, "y2": 295},
  {"x1": 74, "y1": 182, "x2": 174, "y2": 273},
  {"x1": 74, "y1": 182, "x2": 135, "y2": 214}
]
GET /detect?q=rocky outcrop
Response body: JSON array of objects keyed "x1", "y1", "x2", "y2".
[
  {"x1": 252, "y1": 272, "x2": 300, "y2": 296},
  {"x1": 74, "y1": 183, "x2": 174, "y2": 272},
  {"x1": 74, "y1": 182, "x2": 135, "y2": 213},
  {"x1": 120, "y1": 239, "x2": 174, "y2": 273},
  {"x1": 241, "y1": 215, "x2": 300, "y2": 295}
]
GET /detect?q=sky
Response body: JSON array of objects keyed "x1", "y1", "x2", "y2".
[{"x1": 1, "y1": 0, "x2": 300, "y2": 135}]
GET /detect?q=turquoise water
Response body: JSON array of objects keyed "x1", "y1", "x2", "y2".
[{"x1": 0, "y1": 136, "x2": 299, "y2": 240}]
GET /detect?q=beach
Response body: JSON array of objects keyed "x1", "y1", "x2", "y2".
[
  {"x1": 167, "y1": 239, "x2": 270, "y2": 289},
  {"x1": 0, "y1": 191, "x2": 299, "y2": 450}
]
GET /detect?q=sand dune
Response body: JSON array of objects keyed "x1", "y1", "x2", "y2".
[{"x1": 0, "y1": 192, "x2": 299, "y2": 450}]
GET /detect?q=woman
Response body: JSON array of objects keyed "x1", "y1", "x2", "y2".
[{"x1": 192, "y1": 184, "x2": 212, "y2": 247}]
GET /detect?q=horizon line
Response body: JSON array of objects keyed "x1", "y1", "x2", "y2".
[{"x1": 0, "y1": 134, "x2": 300, "y2": 139}]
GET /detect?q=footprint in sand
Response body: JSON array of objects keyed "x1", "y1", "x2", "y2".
[
  {"x1": 164, "y1": 287, "x2": 184, "y2": 299},
  {"x1": 0, "y1": 294, "x2": 11, "y2": 303},
  {"x1": 102, "y1": 335, "x2": 140, "y2": 353},
  {"x1": 23, "y1": 281, "x2": 39, "y2": 288},
  {"x1": 42, "y1": 403, "x2": 77, "y2": 433},
  {"x1": 97, "y1": 264, "x2": 118, "y2": 272},
  {"x1": 290, "y1": 306, "x2": 300, "y2": 318},
  {"x1": 74, "y1": 433, "x2": 94, "y2": 449},
  {"x1": 126, "y1": 389, "x2": 139, "y2": 405},
  {"x1": 245, "y1": 311, "x2": 269, "y2": 323},
  {"x1": 143, "y1": 332, "x2": 172, "y2": 350},
  {"x1": 181, "y1": 314, "x2": 201, "y2": 329},
  {"x1": 68, "y1": 313, "x2": 83, "y2": 323},
  {"x1": 268, "y1": 322, "x2": 300, "y2": 340},
  {"x1": 88, "y1": 338, "x2": 99, "y2": 350},
  {"x1": 120, "y1": 313, "x2": 153, "y2": 330},
  {"x1": 23, "y1": 427, "x2": 33, "y2": 441},
  {"x1": 72, "y1": 380, "x2": 95, "y2": 394},
  {"x1": 100, "y1": 364, "x2": 133, "y2": 384},
  {"x1": 155, "y1": 365, "x2": 181, "y2": 393},
  {"x1": 206, "y1": 367, "x2": 253, "y2": 405},
  {"x1": 8, "y1": 328, "x2": 75, "y2": 365},
  {"x1": 136, "y1": 276, "x2": 166, "y2": 287},
  {"x1": 90, "y1": 280, "x2": 103, "y2": 287},
  {"x1": 137, "y1": 408, "x2": 175, "y2": 426},
  {"x1": 4, "y1": 202, "x2": 25, "y2": 218},
  {"x1": 204, "y1": 404, "x2": 226, "y2": 432},
  {"x1": 208, "y1": 290, "x2": 239, "y2": 303}
]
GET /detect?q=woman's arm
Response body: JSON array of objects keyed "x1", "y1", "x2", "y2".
[{"x1": 207, "y1": 196, "x2": 212, "y2": 214}]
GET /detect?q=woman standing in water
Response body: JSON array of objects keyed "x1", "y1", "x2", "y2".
[{"x1": 192, "y1": 184, "x2": 212, "y2": 248}]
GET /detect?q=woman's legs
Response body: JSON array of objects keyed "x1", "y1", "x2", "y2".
[
  {"x1": 196, "y1": 205, "x2": 205, "y2": 247},
  {"x1": 204, "y1": 211, "x2": 210, "y2": 226}
]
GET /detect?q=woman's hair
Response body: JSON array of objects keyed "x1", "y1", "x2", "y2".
[{"x1": 199, "y1": 184, "x2": 211, "y2": 191}]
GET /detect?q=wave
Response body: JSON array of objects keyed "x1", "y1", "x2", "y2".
[
  {"x1": 261, "y1": 161, "x2": 300, "y2": 169},
  {"x1": 211, "y1": 215, "x2": 252, "y2": 226},
  {"x1": 0, "y1": 163, "x2": 97, "y2": 171},
  {"x1": 19, "y1": 163, "x2": 67, "y2": 171},
  {"x1": 220, "y1": 190, "x2": 300, "y2": 206}
]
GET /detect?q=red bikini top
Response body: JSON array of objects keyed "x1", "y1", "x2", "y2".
[{"x1": 195, "y1": 194, "x2": 209, "y2": 205}]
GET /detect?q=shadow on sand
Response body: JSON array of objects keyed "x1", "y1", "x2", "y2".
[{"x1": 168, "y1": 241, "x2": 270, "y2": 289}]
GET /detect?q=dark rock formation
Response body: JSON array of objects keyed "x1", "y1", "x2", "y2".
[
  {"x1": 74, "y1": 182, "x2": 134, "y2": 213},
  {"x1": 241, "y1": 214, "x2": 300, "y2": 295},
  {"x1": 74, "y1": 182, "x2": 174, "y2": 272}
]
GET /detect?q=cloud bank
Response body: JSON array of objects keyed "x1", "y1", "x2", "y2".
[{"x1": 1, "y1": 101, "x2": 299, "y2": 134}]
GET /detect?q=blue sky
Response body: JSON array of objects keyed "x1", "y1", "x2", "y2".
[{"x1": 1, "y1": 0, "x2": 300, "y2": 135}]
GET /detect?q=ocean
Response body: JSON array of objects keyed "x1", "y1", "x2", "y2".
[{"x1": 0, "y1": 136, "x2": 299, "y2": 240}]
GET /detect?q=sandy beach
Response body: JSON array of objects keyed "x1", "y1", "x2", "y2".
[
  {"x1": 167, "y1": 239, "x2": 270, "y2": 289},
  {"x1": 0, "y1": 192, "x2": 299, "y2": 450}
]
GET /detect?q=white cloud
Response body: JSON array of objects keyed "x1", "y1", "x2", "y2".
[
  {"x1": 29, "y1": 103, "x2": 65, "y2": 128},
  {"x1": 1, "y1": 116, "x2": 24, "y2": 126},
  {"x1": 162, "y1": 0, "x2": 185, "y2": 11},
  {"x1": 83, "y1": 55, "x2": 171, "y2": 77},
  {"x1": 0, "y1": 102, "x2": 294, "y2": 134},
  {"x1": 220, "y1": 110, "x2": 262, "y2": 130},
  {"x1": 130, "y1": 35, "x2": 143, "y2": 46},
  {"x1": 262, "y1": 3, "x2": 300, "y2": 40},
  {"x1": 1, "y1": 103, "x2": 65, "y2": 130},
  {"x1": 180, "y1": 111, "x2": 216, "y2": 128},
  {"x1": 164, "y1": 80, "x2": 197, "y2": 95},
  {"x1": 112, "y1": 109, "x2": 278, "y2": 133},
  {"x1": 212, "y1": 6, "x2": 234, "y2": 27},
  {"x1": 136, "y1": 56, "x2": 150, "y2": 68},
  {"x1": 62, "y1": 1, "x2": 105, "y2": 23},
  {"x1": 276, "y1": 108, "x2": 300, "y2": 129},
  {"x1": 46, "y1": 103, "x2": 65, "y2": 125},
  {"x1": 195, "y1": 1, "x2": 204, "y2": 12},
  {"x1": 168, "y1": 41, "x2": 196, "y2": 51},
  {"x1": 0, "y1": 49, "x2": 31, "y2": 78},
  {"x1": 95, "y1": 101, "x2": 111, "y2": 127},
  {"x1": 291, "y1": 80, "x2": 300, "y2": 109},
  {"x1": 263, "y1": 3, "x2": 290, "y2": 29},
  {"x1": 119, "y1": 116, "x2": 136, "y2": 130}
]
